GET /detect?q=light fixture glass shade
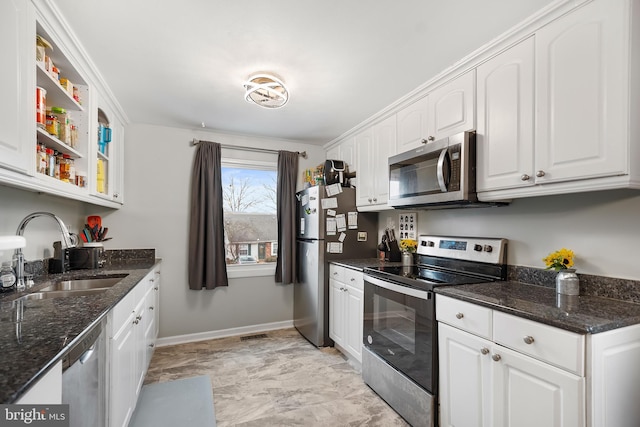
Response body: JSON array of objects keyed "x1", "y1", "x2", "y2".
[{"x1": 244, "y1": 74, "x2": 289, "y2": 109}]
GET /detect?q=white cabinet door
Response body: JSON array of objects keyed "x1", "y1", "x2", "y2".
[
  {"x1": 326, "y1": 137, "x2": 356, "y2": 174},
  {"x1": 329, "y1": 279, "x2": 345, "y2": 347},
  {"x1": 427, "y1": 70, "x2": 476, "y2": 141},
  {"x1": 535, "y1": 0, "x2": 627, "y2": 184},
  {"x1": 492, "y1": 344, "x2": 584, "y2": 427},
  {"x1": 396, "y1": 96, "x2": 429, "y2": 153},
  {"x1": 355, "y1": 128, "x2": 374, "y2": 207},
  {"x1": 344, "y1": 283, "x2": 364, "y2": 362},
  {"x1": 0, "y1": 0, "x2": 35, "y2": 175},
  {"x1": 110, "y1": 315, "x2": 136, "y2": 427},
  {"x1": 477, "y1": 37, "x2": 535, "y2": 192},
  {"x1": 372, "y1": 115, "x2": 395, "y2": 206},
  {"x1": 439, "y1": 323, "x2": 493, "y2": 427}
]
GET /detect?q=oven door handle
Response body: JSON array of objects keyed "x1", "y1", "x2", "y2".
[
  {"x1": 436, "y1": 147, "x2": 450, "y2": 193},
  {"x1": 364, "y1": 275, "x2": 432, "y2": 300}
]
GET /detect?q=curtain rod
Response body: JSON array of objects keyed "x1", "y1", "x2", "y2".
[{"x1": 191, "y1": 138, "x2": 307, "y2": 159}]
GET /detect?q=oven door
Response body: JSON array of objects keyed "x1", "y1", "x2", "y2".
[{"x1": 363, "y1": 274, "x2": 436, "y2": 393}]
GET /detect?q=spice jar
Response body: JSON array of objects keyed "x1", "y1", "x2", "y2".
[
  {"x1": 60, "y1": 154, "x2": 71, "y2": 182},
  {"x1": 36, "y1": 143, "x2": 47, "y2": 174},
  {"x1": 36, "y1": 87, "x2": 46, "y2": 127},
  {"x1": 46, "y1": 148, "x2": 55, "y2": 176},
  {"x1": 54, "y1": 151, "x2": 62, "y2": 180},
  {"x1": 45, "y1": 112, "x2": 59, "y2": 137}
]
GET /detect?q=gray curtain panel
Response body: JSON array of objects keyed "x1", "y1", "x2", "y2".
[
  {"x1": 275, "y1": 150, "x2": 299, "y2": 284},
  {"x1": 188, "y1": 141, "x2": 229, "y2": 290}
]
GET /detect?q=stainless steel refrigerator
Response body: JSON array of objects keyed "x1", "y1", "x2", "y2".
[{"x1": 295, "y1": 185, "x2": 378, "y2": 347}]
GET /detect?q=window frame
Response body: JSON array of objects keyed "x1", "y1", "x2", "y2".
[{"x1": 221, "y1": 158, "x2": 278, "y2": 279}]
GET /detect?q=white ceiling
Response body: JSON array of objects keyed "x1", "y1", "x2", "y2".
[{"x1": 52, "y1": 0, "x2": 552, "y2": 145}]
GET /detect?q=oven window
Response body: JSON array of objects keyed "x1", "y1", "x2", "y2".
[
  {"x1": 373, "y1": 294, "x2": 417, "y2": 354},
  {"x1": 364, "y1": 280, "x2": 436, "y2": 393}
]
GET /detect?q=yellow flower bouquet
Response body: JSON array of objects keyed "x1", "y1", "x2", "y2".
[
  {"x1": 543, "y1": 248, "x2": 575, "y2": 271},
  {"x1": 399, "y1": 239, "x2": 418, "y2": 253}
]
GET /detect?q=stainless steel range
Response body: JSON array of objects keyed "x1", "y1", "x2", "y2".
[{"x1": 362, "y1": 235, "x2": 508, "y2": 427}]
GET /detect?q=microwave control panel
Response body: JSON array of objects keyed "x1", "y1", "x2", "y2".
[{"x1": 448, "y1": 145, "x2": 461, "y2": 191}]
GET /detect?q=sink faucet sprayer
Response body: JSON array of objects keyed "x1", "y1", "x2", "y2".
[{"x1": 14, "y1": 212, "x2": 77, "y2": 290}]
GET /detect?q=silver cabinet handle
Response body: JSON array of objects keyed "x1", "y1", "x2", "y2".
[
  {"x1": 421, "y1": 138, "x2": 428, "y2": 144},
  {"x1": 154, "y1": 287, "x2": 159, "y2": 291},
  {"x1": 150, "y1": 278, "x2": 155, "y2": 282},
  {"x1": 373, "y1": 198, "x2": 377, "y2": 202},
  {"x1": 480, "y1": 348, "x2": 489, "y2": 355},
  {"x1": 149, "y1": 306, "x2": 154, "y2": 310},
  {"x1": 428, "y1": 136, "x2": 435, "y2": 142},
  {"x1": 133, "y1": 319, "x2": 139, "y2": 325},
  {"x1": 333, "y1": 272, "x2": 338, "y2": 275},
  {"x1": 536, "y1": 170, "x2": 546, "y2": 177},
  {"x1": 521, "y1": 174, "x2": 530, "y2": 181},
  {"x1": 368, "y1": 198, "x2": 372, "y2": 203},
  {"x1": 492, "y1": 354, "x2": 501, "y2": 362},
  {"x1": 149, "y1": 343, "x2": 155, "y2": 348},
  {"x1": 455, "y1": 312, "x2": 464, "y2": 319},
  {"x1": 114, "y1": 193, "x2": 120, "y2": 198},
  {"x1": 350, "y1": 278, "x2": 355, "y2": 282},
  {"x1": 136, "y1": 315, "x2": 142, "y2": 321},
  {"x1": 523, "y1": 336, "x2": 535, "y2": 345}
]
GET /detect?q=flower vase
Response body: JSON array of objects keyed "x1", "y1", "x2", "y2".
[
  {"x1": 401, "y1": 252, "x2": 413, "y2": 267},
  {"x1": 556, "y1": 268, "x2": 579, "y2": 295}
]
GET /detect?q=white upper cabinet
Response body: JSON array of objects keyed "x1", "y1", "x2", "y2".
[
  {"x1": 396, "y1": 96, "x2": 429, "y2": 153},
  {"x1": 356, "y1": 115, "x2": 395, "y2": 210},
  {"x1": 427, "y1": 70, "x2": 476, "y2": 141},
  {"x1": 535, "y1": 0, "x2": 627, "y2": 184},
  {"x1": 396, "y1": 70, "x2": 475, "y2": 153},
  {"x1": 477, "y1": 37, "x2": 535, "y2": 192},
  {"x1": 0, "y1": 0, "x2": 35, "y2": 175},
  {"x1": 0, "y1": 0, "x2": 126, "y2": 209}
]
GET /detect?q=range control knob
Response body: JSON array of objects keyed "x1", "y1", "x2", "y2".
[
  {"x1": 474, "y1": 244, "x2": 483, "y2": 252},
  {"x1": 484, "y1": 245, "x2": 493, "y2": 253},
  {"x1": 422, "y1": 240, "x2": 435, "y2": 247}
]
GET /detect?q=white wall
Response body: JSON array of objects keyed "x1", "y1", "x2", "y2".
[
  {"x1": 379, "y1": 189, "x2": 640, "y2": 281},
  {"x1": 93, "y1": 123, "x2": 326, "y2": 339},
  {"x1": 0, "y1": 185, "x2": 90, "y2": 263}
]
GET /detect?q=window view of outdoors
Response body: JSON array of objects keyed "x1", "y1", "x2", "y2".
[{"x1": 222, "y1": 165, "x2": 278, "y2": 265}]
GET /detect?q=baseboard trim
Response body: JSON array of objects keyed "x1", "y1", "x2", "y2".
[{"x1": 156, "y1": 320, "x2": 294, "y2": 347}]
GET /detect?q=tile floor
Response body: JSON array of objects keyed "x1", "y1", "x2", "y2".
[{"x1": 144, "y1": 328, "x2": 410, "y2": 426}]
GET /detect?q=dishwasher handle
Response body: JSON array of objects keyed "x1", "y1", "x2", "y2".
[{"x1": 78, "y1": 344, "x2": 96, "y2": 364}]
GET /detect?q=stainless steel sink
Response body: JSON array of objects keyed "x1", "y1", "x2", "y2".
[
  {"x1": 39, "y1": 274, "x2": 128, "y2": 292},
  {"x1": 18, "y1": 288, "x2": 108, "y2": 301}
]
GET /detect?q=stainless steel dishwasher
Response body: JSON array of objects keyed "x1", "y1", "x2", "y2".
[{"x1": 61, "y1": 319, "x2": 106, "y2": 427}]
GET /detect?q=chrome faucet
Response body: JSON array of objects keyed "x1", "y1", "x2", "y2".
[{"x1": 14, "y1": 212, "x2": 76, "y2": 290}]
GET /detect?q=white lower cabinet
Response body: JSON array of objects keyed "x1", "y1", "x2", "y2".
[
  {"x1": 438, "y1": 295, "x2": 584, "y2": 427},
  {"x1": 108, "y1": 266, "x2": 160, "y2": 427},
  {"x1": 329, "y1": 264, "x2": 364, "y2": 363},
  {"x1": 438, "y1": 294, "x2": 640, "y2": 427}
]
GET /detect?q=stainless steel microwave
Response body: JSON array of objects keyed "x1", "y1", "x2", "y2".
[{"x1": 388, "y1": 131, "x2": 500, "y2": 209}]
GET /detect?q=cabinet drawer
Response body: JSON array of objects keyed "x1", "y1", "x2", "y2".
[
  {"x1": 111, "y1": 288, "x2": 135, "y2": 335},
  {"x1": 436, "y1": 295, "x2": 492, "y2": 339},
  {"x1": 493, "y1": 311, "x2": 585, "y2": 375},
  {"x1": 344, "y1": 268, "x2": 363, "y2": 291},
  {"x1": 329, "y1": 264, "x2": 345, "y2": 282}
]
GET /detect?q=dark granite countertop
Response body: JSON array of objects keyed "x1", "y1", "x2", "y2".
[
  {"x1": 0, "y1": 257, "x2": 161, "y2": 403},
  {"x1": 435, "y1": 281, "x2": 640, "y2": 334}
]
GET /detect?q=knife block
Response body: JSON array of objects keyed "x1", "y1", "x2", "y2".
[{"x1": 386, "y1": 250, "x2": 402, "y2": 262}]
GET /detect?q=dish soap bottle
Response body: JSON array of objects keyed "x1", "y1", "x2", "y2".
[{"x1": 0, "y1": 262, "x2": 16, "y2": 292}]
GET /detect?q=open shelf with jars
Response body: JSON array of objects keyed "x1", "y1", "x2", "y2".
[{"x1": 33, "y1": 18, "x2": 93, "y2": 197}]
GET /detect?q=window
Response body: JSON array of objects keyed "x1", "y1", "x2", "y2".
[
  {"x1": 222, "y1": 160, "x2": 277, "y2": 267},
  {"x1": 271, "y1": 242, "x2": 278, "y2": 256}
]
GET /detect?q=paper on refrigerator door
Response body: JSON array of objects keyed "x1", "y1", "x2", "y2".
[
  {"x1": 347, "y1": 211, "x2": 358, "y2": 229},
  {"x1": 321, "y1": 197, "x2": 338, "y2": 209},
  {"x1": 338, "y1": 232, "x2": 347, "y2": 242},
  {"x1": 325, "y1": 183, "x2": 343, "y2": 197},
  {"x1": 301, "y1": 194, "x2": 309, "y2": 206},
  {"x1": 327, "y1": 242, "x2": 343, "y2": 253},
  {"x1": 335, "y1": 214, "x2": 347, "y2": 232},
  {"x1": 326, "y1": 218, "x2": 337, "y2": 235},
  {"x1": 327, "y1": 209, "x2": 337, "y2": 217}
]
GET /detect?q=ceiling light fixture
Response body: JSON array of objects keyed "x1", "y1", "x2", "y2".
[{"x1": 244, "y1": 74, "x2": 289, "y2": 109}]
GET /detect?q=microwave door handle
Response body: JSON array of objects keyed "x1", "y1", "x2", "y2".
[{"x1": 436, "y1": 148, "x2": 449, "y2": 192}]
